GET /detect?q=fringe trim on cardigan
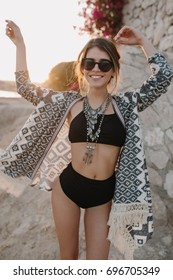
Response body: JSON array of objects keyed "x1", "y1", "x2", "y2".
[{"x1": 107, "y1": 202, "x2": 149, "y2": 259}]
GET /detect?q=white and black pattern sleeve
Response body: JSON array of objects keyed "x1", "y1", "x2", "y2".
[
  {"x1": 134, "y1": 52, "x2": 173, "y2": 112},
  {"x1": 15, "y1": 70, "x2": 53, "y2": 106}
]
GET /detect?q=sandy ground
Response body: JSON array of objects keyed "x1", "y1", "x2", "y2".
[{"x1": 0, "y1": 97, "x2": 173, "y2": 260}]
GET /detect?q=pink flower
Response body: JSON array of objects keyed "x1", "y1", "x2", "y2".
[
  {"x1": 103, "y1": 30, "x2": 110, "y2": 37},
  {"x1": 78, "y1": 0, "x2": 124, "y2": 37},
  {"x1": 92, "y1": 8, "x2": 104, "y2": 20},
  {"x1": 116, "y1": 2, "x2": 124, "y2": 8}
]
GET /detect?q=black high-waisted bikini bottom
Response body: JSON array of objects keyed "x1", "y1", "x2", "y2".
[{"x1": 59, "y1": 162, "x2": 115, "y2": 208}]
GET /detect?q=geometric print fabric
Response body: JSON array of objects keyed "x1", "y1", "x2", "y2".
[
  {"x1": 0, "y1": 52, "x2": 173, "y2": 259},
  {"x1": 108, "y1": 52, "x2": 173, "y2": 258},
  {"x1": 0, "y1": 72, "x2": 81, "y2": 181}
]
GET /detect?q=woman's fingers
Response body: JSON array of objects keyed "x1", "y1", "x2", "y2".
[
  {"x1": 5, "y1": 20, "x2": 21, "y2": 40},
  {"x1": 114, "y1": 26, "x2": 143, "y2": 45},
  {"x1": 5, "y1": 20, "x2": 13, "y2": 37},
  {"x1": 115, "y1": 27, "x2": 133, "y2": 39},
  {"x1": 6, "y1": 27, "x2": 13, "y2": 38},
  {"x1": 5, "y1": 19, "x2": 17, "y2": 27}
]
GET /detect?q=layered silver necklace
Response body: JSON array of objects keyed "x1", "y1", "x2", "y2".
[{"x1": 83, "y1": 94, "x2": 111, "y2": 164}]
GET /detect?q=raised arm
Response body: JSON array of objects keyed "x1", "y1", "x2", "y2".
[
  {"x1": 114, "y1": 26, "x2": 173, "y2": 111},
  {"x1": 6, "y1": 20, "x2": 27, "y2": 71},
  {"x1": 114, "y1": 25, "x2": 157, "y2": 58},
  {"x1": 5, "y1": 20, "x2": 51, "y2": 105}
]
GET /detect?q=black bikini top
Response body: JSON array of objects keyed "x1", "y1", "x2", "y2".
[{"x1": 68, "y1": 111, "x2": 126, "y2": 147}]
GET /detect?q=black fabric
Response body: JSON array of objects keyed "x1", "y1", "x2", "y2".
[
  {"x1": 59, "y1": 162, "x2": 115, "y2": 208},
  {"x1": 68, "y1": 111, "x2": 126, "y2": 147}
]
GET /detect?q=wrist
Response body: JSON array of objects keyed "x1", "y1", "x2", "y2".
[
  {"x1": 16, "y1": 39, "x2": 26, "y2": 50},
  {"x1": 138, "y1": 35, "x2": 148, "y2": 47},
  {"x1": 139, "y1": 36, "x2": 157, "y2": 57}
]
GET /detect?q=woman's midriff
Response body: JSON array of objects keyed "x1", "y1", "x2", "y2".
[{"x1": 71, "y1": 142, "x2": 121, "y2": 180}]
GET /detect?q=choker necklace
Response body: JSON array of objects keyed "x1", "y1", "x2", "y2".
[{"x1": 83, "y1": 94, "x2": 111, "y2": 164}]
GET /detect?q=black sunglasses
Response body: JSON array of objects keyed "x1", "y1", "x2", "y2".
[{"x1": 81, "y1": 58, "x2": 113, "y2": 72}]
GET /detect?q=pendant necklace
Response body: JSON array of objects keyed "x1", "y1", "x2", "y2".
[{"x1": 83, "y1": 94, "x2": 111, "y2": 164}]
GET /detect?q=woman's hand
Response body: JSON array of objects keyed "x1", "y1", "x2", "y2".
[
  {"x1": 114, "y1": 25, "x2": 157, "y2": 57},
  {"x1": 6, "y1": 20, "x2": 27, "y2": 71},
  {"x1": 114, "y1": 26, "x2": 145, "y2": 46},
  {"x1": 5, "y1": 20, "x2": 25, "y2": 47}
]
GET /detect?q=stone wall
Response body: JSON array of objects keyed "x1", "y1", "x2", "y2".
[
  {"x1": 123, "y1": 0, "x2": 173, "y2": 52},
  {"x1": 115, "y1": 0, "x2": 173, "y2": 259}
]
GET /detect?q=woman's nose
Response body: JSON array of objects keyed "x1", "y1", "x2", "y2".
[{"x1": 92, "y1": 62, "x2": 100, "y2": 71}]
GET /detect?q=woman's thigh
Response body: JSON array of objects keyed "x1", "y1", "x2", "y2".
[
  {"x1": 51, "y1": 177, "x2": 81, "y2": 259},
  {"x1": 84, "y1": 201, "x2": 112, "y2": 260}
]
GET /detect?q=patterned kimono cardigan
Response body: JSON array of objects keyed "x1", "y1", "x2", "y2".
[{"x1": 0, "y1": 52, "x2": 173, "y2": 259}]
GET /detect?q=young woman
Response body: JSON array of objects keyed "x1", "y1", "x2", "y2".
[{"x1": 2, "y1": 20, "x2": 173, "y2": 260}]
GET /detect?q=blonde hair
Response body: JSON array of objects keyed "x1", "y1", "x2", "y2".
[{"x1": 47, "y1": 61, "x2": 79, "y2": 91}]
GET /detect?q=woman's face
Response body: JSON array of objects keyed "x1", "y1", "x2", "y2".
[{"x1": 82, "y1": 46, "x2": 114, "y2": 90}]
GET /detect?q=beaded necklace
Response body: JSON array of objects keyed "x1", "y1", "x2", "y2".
[{"x1": 83, "y1": 94, "x2": 111, "y2": 164}]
